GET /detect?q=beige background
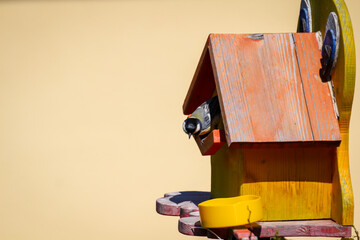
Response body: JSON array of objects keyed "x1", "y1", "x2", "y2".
[{"x1": 0, "y1": 0, "x2": 359, "y2": 239}]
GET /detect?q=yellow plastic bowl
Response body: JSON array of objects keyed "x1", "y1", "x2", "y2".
[{"x1": 198, "y1": 195, "x2": 262, "y2": 228}]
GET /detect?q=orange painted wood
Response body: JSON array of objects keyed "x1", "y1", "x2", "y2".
[
  {"x1": 194, "y1": 129, "x2": 226, "y2": 156},
  {"x1": 183, "y1": 33, "x2": 341, "y2": 147},
  {"x1": 293, "y1": 33, "x2": 341, "y2": 142},
  {"x1": 232, "y1": 228, "x2": 258, "y2": 240},
  {"x1": 210, "y1": 33, "x2": 314, "y2": 145}
]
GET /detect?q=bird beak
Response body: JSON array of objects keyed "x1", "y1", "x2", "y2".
[{"x1": 188, "y1": 133, "x2": 192, "y2": 139}]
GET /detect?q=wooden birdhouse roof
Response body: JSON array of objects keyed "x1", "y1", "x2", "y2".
[{"x1": 183, "y1": 33, "x2": 341, "y2": 149}]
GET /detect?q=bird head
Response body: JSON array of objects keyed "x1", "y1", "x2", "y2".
[{"x1": 182, "y1": 118, "x2": 201, "y2": 139}]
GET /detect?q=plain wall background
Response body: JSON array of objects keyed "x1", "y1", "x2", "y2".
[{"x1": 0, "y1": 0, "x2": 359, "y2": 239}]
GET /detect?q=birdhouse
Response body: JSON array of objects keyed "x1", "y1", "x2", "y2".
[
  {"x1": 182, "y1": 31, "x2": 353, "y2": 226},
  {"x1": 156, "y1": 0, "x2": 356, "y2": 238}
]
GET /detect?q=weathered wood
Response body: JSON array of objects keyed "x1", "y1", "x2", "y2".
[
  {"x1": 194, "y1": 129, "x2": 226, "y2": 156},
  {"x1": 210, "y1": 33, "x2": 341, "y2": 147},
  {"x1": 232, "y1": 220, "x2": 352, "y2": 238},
  {"x1": 210, "y1": 33, "x2": 306, "y2": 145},
  {"x1": 157, "y1": 192, "x2": 352, "y2": 238},
  {"x1": 179, "y1": 215, "x2": 351, "y2": 238},
  {"x1": 293, "y1": 33, "x2": 341, "y2": 142},
  {"x1": 156, "y1": 191, "x2": 210, "y2": 217},
  {"x1": 306, "y1": 0, "x2": 356, "y2": 226},
  {"x1": 178, "y1": 216, "x2": 206, "y2": 236},
  {"x1": 183, "y1": 33, "x2": 341, "y2": 148}
]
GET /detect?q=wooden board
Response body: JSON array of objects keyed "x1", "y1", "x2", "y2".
[
  {"x1": 305, "y1": 0, "x2": 356, "y2": 226},
  {"x1": 232, "y1": 220, "x2": 352, "y2": 239},
  {"x1": 178, "y1": 216, "x2": 351, "y2": 238},
  {"x1": 209, "y1": 33, "x2": 340, "y2": 146},
  {"x1": 156, "y1": 191, "x2": 210, "y2": 217},
  {"x1": 293, "y1": 33, "x2": 341, "y2": 141},
  {"x1": 194, "y1": 129, "x2": 226, "y2": 156},
  {"x1": 183, "y1": 33, "x2": 341, "y2": 148},
  {"x1": 211, "y1": 145, "x2": 336, "y2": 221}
]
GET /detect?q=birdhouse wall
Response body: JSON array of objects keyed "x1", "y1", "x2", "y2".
[{"x1": 210, "y1": 145, "x2": 354, "y2": 225}]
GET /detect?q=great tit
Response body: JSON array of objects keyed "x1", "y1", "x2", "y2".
[{"x1": 182, "y1": 96, "x2": 221, "y2": 139}]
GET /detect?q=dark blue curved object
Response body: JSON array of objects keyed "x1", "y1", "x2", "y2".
[
  {"x1": 298, "y1": 8, "x2": 310, "y2": 32},
  {"x1": 320, "y1": 29, "x2": 336, "y2": 82}
]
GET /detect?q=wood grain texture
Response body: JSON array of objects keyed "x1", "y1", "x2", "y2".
[
  {"x1": 233, "y1": 220, "x2": 351, "y2": 238},
  {"x1": 206, "y1": 33, "x2": 345, "y2": 221},
  {"x1": 211, "y1": 146, "x2": 336, "y2": 221},
  {"x1": 183, "y1": 33, "x2": 341, "y2": 147},
  {"x1": 293, "y1": 33, "x2": 341, "y2": 141},
  {"x1": 307, "y1": 0, "x2": 355, "y2": 225},
  {"x1": 179, "y1": 215, "x2": 351, "y2": 238},
  {"x1": 210, "y1": 33, "x2": 312, "y2": 145},
  {"x1": 194, "y1": 129, "x2": 226, "y2": 155}
]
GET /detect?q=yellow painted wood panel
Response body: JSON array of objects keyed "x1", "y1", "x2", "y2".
[
  {"x1": 211, "y1": 146, "x2": 242, "y2": 198},
  {"x1": 307, "y1": 0, "x2": 356, "y2": 225},
  {"x1": 211, "y1": 146, "x2": 336, "y2": 221},
  {"x1": 241, "y1": 182, "x2": 332, "y2": 220},
  {"x1": 241, "y1": 147, "x2": 334, "y2": 221}
]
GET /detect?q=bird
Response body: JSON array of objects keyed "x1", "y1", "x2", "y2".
[{"x1": 182, "y1": 96, "x2": 221, "y2": 140}]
